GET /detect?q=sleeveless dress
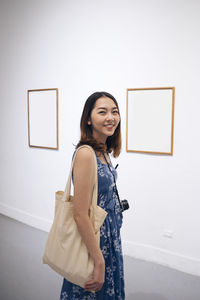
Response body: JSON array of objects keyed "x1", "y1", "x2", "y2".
[{"x1": 60, "y1": 153, "x2": 125, "y2": 300}]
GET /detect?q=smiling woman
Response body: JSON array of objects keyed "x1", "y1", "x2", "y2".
[
  {"x1": 60, "y1": 92, "x2": 125, "y2": 300},
  {"x1": 77, "y1": 92, "x2": 122, "y2": 158},
  {"x1": 88, "y1": 97, "x2": 120, "y2": 144}
]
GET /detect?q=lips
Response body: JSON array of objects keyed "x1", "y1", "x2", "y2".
[
  {"x1": 104, "y1": 124, "x2": 114, "y2": 127},
  {"x1": 104, "y1": 124, "x2": 115, "y2": 130}
]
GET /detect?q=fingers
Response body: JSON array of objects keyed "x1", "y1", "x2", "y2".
[
  {"x1": 84, "y1": 260, "x2": 105, "y2": 292},
  {"x1": 84, "y1": 280, "x2": 103, "y2": 292},
  {"x1": 84, "y1": 279, "x2": 94, "y2": 286}
]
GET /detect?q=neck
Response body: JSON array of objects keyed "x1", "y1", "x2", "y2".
[{"x1": 92, "y1": 132, "x2": 107, "y2": 144}]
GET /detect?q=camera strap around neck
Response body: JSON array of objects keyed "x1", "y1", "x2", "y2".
[{"x1": 102, "y1": 153, "x2": 123, "y2": 213}]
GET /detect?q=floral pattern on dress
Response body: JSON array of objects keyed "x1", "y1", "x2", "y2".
[{"x1": 60, "y1": 153, "x2": 125, "y2": 300}]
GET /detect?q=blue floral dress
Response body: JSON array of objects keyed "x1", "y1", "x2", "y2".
[{"x1": 60, "y1": 153, "x2": 125, "y2": 300}]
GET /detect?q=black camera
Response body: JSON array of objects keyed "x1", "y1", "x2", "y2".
[{"x1": 120, "y1": 199, "x2": 129, "y2": 212}]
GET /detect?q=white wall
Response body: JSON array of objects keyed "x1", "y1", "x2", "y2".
[{"x1": 0, "y1": 0, "x2": 200, "y2": 276}]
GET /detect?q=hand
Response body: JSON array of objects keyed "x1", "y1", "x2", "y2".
[{"x1": 84, "y1": 259, "x2": 105, "y2": 292}]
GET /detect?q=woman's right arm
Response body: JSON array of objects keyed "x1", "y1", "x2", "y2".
[{"x1": 73, "y1": 147, "x2": 105, "y2": 291}]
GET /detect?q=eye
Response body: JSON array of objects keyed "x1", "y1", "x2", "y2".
[
  {"x1": 113, "y1": 110, "x2": 119, "y2": 114},
  {"x1": 99, "y1": 111, "x2": 106, "y2": 114}
]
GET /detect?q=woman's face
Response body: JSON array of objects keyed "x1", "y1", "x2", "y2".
[{"x1": 88, "y1": 97, "x2": 120, "y2": 143}]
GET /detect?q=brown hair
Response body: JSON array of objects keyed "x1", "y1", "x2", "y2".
[{"x1": 76, "y1": 91, "x2": 121, "y2": 157}]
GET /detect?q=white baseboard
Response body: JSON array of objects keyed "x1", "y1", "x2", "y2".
[
  {"x1": 122, "y1": 240, "x2": 200, "y2": 277},
  {"x1": 0, "y1": 202, "x2": 52, "y2": 232},
  {"x1": 1, "y1": 202, "x2": 200, "y2": 277}
]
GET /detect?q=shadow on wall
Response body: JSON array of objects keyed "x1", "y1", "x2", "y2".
[{"x1": 126, "y1": 292, "x2": 167, "y2": 300}]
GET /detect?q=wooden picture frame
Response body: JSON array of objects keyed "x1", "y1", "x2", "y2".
[
  {"x1": 126, "y1": 87, "x2": 175, "y2": 155},
  {"x1": 27, "y1": 88, "x2": 59, "y2": 150}
]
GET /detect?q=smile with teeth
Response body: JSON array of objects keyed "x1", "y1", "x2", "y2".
[
  {"x1": 104, "y1": 123, "x2": 114, "y2": 127},
  {"x1": 104, "y1": 124, "x2": 114, "y2": 129}
]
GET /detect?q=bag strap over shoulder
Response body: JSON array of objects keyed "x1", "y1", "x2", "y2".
[{"x1": 63, "y1": 145, "x2": 98, "y2": 207}]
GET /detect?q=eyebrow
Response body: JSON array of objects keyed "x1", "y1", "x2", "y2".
[{"x1": 97, "y1": 106, "x2": 118, "y2": 110}]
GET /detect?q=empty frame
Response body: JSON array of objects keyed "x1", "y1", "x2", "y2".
[
  {"x1": 126, "y1": 87, "x2": 175, "y2": 155},
  {"x1": 27, "y1": 88, "x2": 59, "y2": 150}
]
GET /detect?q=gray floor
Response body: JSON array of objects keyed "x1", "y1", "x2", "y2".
[{"x1": 0, "y1": 214, "x2": 200, "y2": 300}]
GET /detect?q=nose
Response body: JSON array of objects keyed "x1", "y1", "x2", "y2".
[
  {"x1": 106, "y1": 113, "x2": 114, "y2": 121},
  {"x1": 106, "y1": 112, "x2": 114, "y2": 121}
]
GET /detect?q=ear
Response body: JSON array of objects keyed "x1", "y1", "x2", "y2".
[{"x1": 87, "y1": 120, "x2": 91, "y2": 125}]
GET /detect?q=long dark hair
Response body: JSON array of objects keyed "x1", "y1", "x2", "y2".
[{"x1": 76, "y1": 91, "x2": 121, "y2": 157}]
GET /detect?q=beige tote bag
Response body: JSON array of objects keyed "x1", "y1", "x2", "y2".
[{"x1": 43, "y1": 145, "x2": 107, "y2": 288}]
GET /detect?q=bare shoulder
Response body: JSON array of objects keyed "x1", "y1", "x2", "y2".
[
  {"x1": 74, "y1": 146, "x2": 94, "y2": 164},
  {"x1": 73, "y1": 146, "x2": 95, "y2": 181}
]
